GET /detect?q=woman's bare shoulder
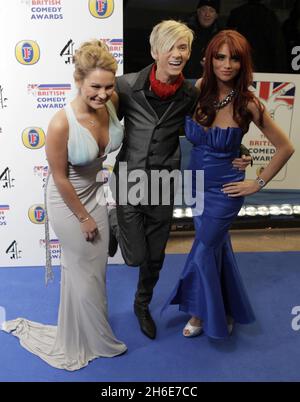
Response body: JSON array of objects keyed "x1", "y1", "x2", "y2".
[
  {"x1": 47, "y1": 108, "x2": 69, "y2": 144},
  {"x1": 195, "y1": 78, "x2": 203, "y2": 90},
  {"x1": 48, "y1": 109, "x2": 68, "y2": 132}
]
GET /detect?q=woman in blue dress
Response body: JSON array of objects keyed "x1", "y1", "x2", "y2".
[{"x1": 164, "y1": 30, "x2": 295, "y2": 339}]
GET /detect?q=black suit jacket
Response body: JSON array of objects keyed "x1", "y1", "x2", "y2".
[{"x1": 115, "y1": 64, "x2": 199, "y2": 174}]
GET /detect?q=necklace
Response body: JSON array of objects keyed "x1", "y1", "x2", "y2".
[
  {"x1": 88, "y1": 119, "x2": 96, "y2": 126},
  {"x1": 213, "y1": 89, "x2": 236, "y2": 110}
]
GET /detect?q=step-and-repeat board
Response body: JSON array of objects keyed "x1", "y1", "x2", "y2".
[{"x1": 0, "y1": 0, "x2": 124, "y2": 267}]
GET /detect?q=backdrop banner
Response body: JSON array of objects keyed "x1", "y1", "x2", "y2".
[
  {"x1": 0, "y1": 0, "x2": 124, "y2": 267},
  {"x1": 245, "y1": 73, "x2": 299, "y2": 189},
  {"x1": 1, "y1": 4, "x2": 299, "y2": 268}
]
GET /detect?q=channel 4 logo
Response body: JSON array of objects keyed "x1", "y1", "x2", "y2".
[
  {"x1": 0, "y1": 167, "x2": 15, "y2": 189},
  {"x1": 0, "y1": 306, "x2": 6, "y2": 330},
  {"x1": 15, "y1": 40, "x2": 40, "y2": 65},
  {"x1": 6, "y1": 240, "x2": 22, "y2": 260},
  {"x1": 89, "y1": 0, "x2": 114, "y2": 18},
  {"x1": 0, "y1": 85, "x2": 8, "y2": 109},
  {"x1": 60, "y1": 39, "x2": 74, "y2": 64}
]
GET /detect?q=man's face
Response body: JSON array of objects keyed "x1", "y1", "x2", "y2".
[
  {"x1": 153, "y1": 38, "x2": 190, "y2": 83},
  {"x1": 197, "y1": 6, "x2": 218, "y2": 28}
]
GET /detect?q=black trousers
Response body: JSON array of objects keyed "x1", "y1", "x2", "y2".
[{"x1": 116, "y1": 204, "x2": 174, "y2": 307}]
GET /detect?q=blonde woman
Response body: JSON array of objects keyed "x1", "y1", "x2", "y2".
[{"x1": 3, "y1": 40, "x2": 127, "y2": 370}]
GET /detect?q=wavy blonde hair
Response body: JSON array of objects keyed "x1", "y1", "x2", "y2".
[{"x1": 73, "y1": 39, "x2": 117, "y2": 82}]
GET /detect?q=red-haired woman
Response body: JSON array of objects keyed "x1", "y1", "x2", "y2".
[{"x1": 164, "y1": 30, "x2": 294, "y2": 339}]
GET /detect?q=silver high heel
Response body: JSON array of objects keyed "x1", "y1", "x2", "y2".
[{"x1": 183, "y1": 320, "x2": 203, "y2": 337}]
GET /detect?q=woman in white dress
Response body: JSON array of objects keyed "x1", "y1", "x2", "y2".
[{"x1": 2, "y1": 40, "x2": 127, "y2": 370}]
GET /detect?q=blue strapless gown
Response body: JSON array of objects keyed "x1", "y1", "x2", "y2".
[{"x1": 164, "y1": 116, "x2": 255, "y2": 339}]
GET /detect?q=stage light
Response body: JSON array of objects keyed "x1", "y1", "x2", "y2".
[
  {"x1": 185, "y1": 208, "x2": 193, "y2": 218},
  {"x1": 173, "y1": 208, "x2": 184, "y2": 218},
  {"x1": 257, "y1": 206, "x2": 270, "y2": 216},
  {"x1": 293, "y1": 205, "x2": 300, "y2": 215},
  {"x1": 173, "y1": 204, "x2": 300, "y2": 219},
  {"x1": 238, "y1": 207, "x2": 246, "y2": 217},
  {"x1": 245, "y1": 206, "x2": 257, "y2": 216},
  {"x1": 269, "y1": 205, "x2": 281, "y2": 216},
  {"x1": 280, "y1": 204, "x2": 294, "y2": 215}
]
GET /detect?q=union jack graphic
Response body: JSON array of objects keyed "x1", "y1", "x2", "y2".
[
  {"x1": 37, "y1": 84, "x2": 71, "y2": 91},
  {"x1": 251, "y1": 81, "x2": 296, "y2": 109},
  {"x1": 39, "y1": 239, "x2": 60, "y2": 247},
  {"x1": 27, "y1": 84, "x2": 71, "y2": 94},
  {"x1": 101, "y1": 38, "x2": 123, "y2": 47}
]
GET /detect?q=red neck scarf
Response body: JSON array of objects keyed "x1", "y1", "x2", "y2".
[{"x1": 149, "y1": 64, "x2": 184, "y2": 99}]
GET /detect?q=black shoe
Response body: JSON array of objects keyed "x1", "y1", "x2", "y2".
[
  {"x1": 108, "y1": 210, "x2": 118, "y2": 257},
  {"x1": 108, "y1": 229, "x2": 118, "y2": 257},
  {"x1": 134, "y1": 303, "x2": 156, "y2": 339}
]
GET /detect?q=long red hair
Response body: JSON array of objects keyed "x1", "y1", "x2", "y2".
[{"x1": 195, "y1": 30, "x2": 264, "y2": 133}]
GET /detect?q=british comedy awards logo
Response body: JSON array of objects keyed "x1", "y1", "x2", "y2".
[
  {"x1": 34, "y1": 166, "x2": 49, "y2": 188},
  {"x1": 21, "y1": 0, "x2": 64, "y2": 20},
  {"x1": 0, "y1": 205, "x2": 10, "y2": 226},
  {"x1": 28, "y1": 204, "x2": 46, "y2": 224},
  {"x1": 27, "y1": 83, "x2": 71, "y2": 109},
  {"x1": 15, "y1": 40, "x2": 40, "y2": 65},
  {"x1": 247, "y1": 81, "x2": 295, "y2": 181},
  {"x1": 40, "y1": 239, "x2": 61, "y2": 261},
  {"x1": 22, "y1": 127, "x2": 45, "y2": 149},
  {"x1": 89, "y1": 0, "x2": 114, "y2": 18},
  {"x1": 101, "y1": 38, "x2": 123, "y2": 65}
]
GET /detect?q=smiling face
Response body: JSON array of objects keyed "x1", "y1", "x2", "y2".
[
  {"x1": 212, "y1": 43, "x2": 241, "y2": 85},
  {"x1": 152, "y1": 37, "x2": 191, "y2": 83},
  {"x1": 77, "y1": 68, "x2": 115, "y2": 109}
]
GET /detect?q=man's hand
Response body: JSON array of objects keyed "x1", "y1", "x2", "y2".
[{"x1": 232, "y1": 155, "x2": 252, "y2": 171}]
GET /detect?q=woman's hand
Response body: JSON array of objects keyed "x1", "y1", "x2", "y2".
[
  {"x1": 80, "y1": 217, "x2": 99, "y2": 242},
  {"x1": 232, "y1": 155, "x2": 252, "y2": 171},
  {"x1": 222, "y1": 180, "x2": 260, "y2": 197}
]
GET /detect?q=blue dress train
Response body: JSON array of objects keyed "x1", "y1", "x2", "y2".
[{"x1": 164, "y1": 116, "x2": 255, "y2": 339}]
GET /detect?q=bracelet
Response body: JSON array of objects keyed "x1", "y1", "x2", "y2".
[
  {"x1": 255, "y1": 177, "x2": 266, "y2": 189},
  {"x1": 79, "y1": 216, "x2": 89, "y2": 223}
]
